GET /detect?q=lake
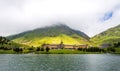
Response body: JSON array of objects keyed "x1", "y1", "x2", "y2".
[{"x1": 0, "y1": 54, "x2": 120, "y2": 71}]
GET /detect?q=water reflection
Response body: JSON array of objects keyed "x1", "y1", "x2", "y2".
[{"x1": 0, "y1": 54, "x2": 120, "y2": 71}]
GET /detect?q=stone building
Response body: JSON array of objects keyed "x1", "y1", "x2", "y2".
[{"x1": 42, "y1": 41, "x2": 88, "y2": 50}]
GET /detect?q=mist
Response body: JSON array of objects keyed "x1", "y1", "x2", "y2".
[{"x1": 0, "y1": 0, "x2": 120, "y2": 37}]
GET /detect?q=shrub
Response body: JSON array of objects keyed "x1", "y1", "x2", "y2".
[
  {"x1": 13, "y1": 47, "x2": 23, "y2": 52},
  {"x1": 3, "y1": 47, "x2": 12, "y2": 50},
  {"x1": 36, "y1": 47, "x2": 40, "y2": 51},
  {"x1": 46, "y1": 47, "x2": 50, "y2": 52},
  {"x1": 107, "y1": 47, "x2": 116, "y2": 52},
  {"x1": 77, "y1": 48, "x2": 82, "y2": 51},
  {"x1": 40, "y1": 47, "x2": 44, "y2": 51},
  {"x1": 28, "y1": 47, "x2": 34, "y2": 50}
]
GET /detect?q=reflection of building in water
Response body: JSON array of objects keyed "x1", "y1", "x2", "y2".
[{"x1": 42, "y1": 41, "x2": 88, "y2": 50}]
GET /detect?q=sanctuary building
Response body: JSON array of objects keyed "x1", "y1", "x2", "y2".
[{"x1": 42, "y1": 41, "x2": 88, "y2": 50}]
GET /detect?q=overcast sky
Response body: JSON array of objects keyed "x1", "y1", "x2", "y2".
[{"x1": 0, "y1": 0, "x2": 120, "y2": 37}]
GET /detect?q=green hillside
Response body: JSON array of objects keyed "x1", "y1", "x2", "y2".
[
  {"x1": 91, "y1": 24, "x2": 120, "y2": 46},
  {"x1": 7, "y1": 24, "x2": 90, "y2": 47},
  {"x1": 0, "y1": 36, "x2": 28, "y2": 49}
]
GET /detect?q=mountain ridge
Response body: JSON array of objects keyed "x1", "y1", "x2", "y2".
[
  {"x1": 7, "y1": 24, "x2": 90, "y2": 47},
  {"x1": 7, "y1": 24, "x2": 89, "y2": 40}
]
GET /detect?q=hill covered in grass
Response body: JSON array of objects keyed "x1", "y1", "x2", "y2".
[
  {"x1": 91, "y1": 24, "x2": 120, "y2": 46},
  {"x1": 0, "y1": 36, "x2": 28, "y2": 50},
  {"x1": 7, "y1": 24, "x2": 90, "y2": 47}
]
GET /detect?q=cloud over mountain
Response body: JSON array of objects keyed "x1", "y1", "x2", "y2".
[{"x1": 0, "y1": 0, "x2": 120, "y2": 37}]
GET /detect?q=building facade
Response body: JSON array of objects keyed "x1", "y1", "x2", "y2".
[{"x1": 42, "y1": 41, "x2": 88, "y2": 50}]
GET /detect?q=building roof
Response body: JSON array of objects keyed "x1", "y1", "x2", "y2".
[{"x1": 44, "y1": 44, "x2": 87, "y2": 46}]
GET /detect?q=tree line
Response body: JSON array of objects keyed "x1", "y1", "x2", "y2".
[{"x1": 77, "y1": 47, "x2": 105, "y2": 52}]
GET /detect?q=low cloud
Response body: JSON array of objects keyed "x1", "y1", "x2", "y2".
[{"x1": 0, "y1": 0, "x2": 120, "y2": 37}]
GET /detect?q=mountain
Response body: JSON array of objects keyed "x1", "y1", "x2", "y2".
[
  {"x1": 7, "y1": 24, "x2": 90, "y2": 47},
  {"x1": 91, "y1": 24, "x2": 120, "y2": 46}
]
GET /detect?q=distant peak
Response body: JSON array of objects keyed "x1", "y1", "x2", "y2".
[
  {"x1": 51, "y1": 23, "x2": 67, "y2": 27},
  {"x1": 42, "y1": 23, "x2": 70, "y2": 29}
]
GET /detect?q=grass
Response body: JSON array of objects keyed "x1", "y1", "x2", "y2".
[
  {"x1": 13, "y1": 34, "x2": 90, "y2": 47},
  {"x1": 0, "y1": 48, "x2": 120, "y2": 54},
  {"x1": 0, "y1": 50, "x2": 16, "y2": 54},
  {"x1": 114, "y1": 48, "x2": 120, "y2": 54},
  {"x1": 91, "y1": 36, "x2": 120, "y2": 46},
  {"x1": 35, "y1": 49, "x2": 104, "y2": 54}
]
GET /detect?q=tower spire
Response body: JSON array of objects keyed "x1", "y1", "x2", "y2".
[{"x1": 60, "y1": 40, "x2": 64, "y2": 49}]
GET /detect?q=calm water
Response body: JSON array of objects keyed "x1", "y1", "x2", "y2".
[{"x1": 0, "y1": 54, "x2": 120, "y2": 71}]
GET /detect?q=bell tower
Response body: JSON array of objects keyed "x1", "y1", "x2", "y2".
[{"x1": 60, "y1": 40, "x2": 64, "y2": 49}]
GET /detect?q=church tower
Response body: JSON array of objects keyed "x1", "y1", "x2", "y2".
[{"x1": 59, "y1": 40, "x2": 64, "y2": 49}]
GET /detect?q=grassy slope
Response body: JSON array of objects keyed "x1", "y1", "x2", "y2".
[
  {"x1": 91, "y1": 36, "x2": 120, "y2": 46},
  {"x1": 7, "y1": 24, "x2": 90, "y2": 47},
  {"x1": 13, "y1": 34, "x2": 90, "y2": 47},
  {"x1": 91, "y1": 24, "x2": 120, "y2": 46}
]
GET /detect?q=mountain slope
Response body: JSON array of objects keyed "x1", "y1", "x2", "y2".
[
  {"x1": 91, "y1": 24, "x2": 120, "y2": 46},
  {"x1": 0, "y1": 36, "x2": 28, "y2": 49},
  {"x1": 7, "y1": 24, "x2": 90, "y2": 47}
]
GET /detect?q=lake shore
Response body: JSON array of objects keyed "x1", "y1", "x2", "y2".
[{"x1": 0, "y1": 49, "x2": 120, "y2": 54}]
